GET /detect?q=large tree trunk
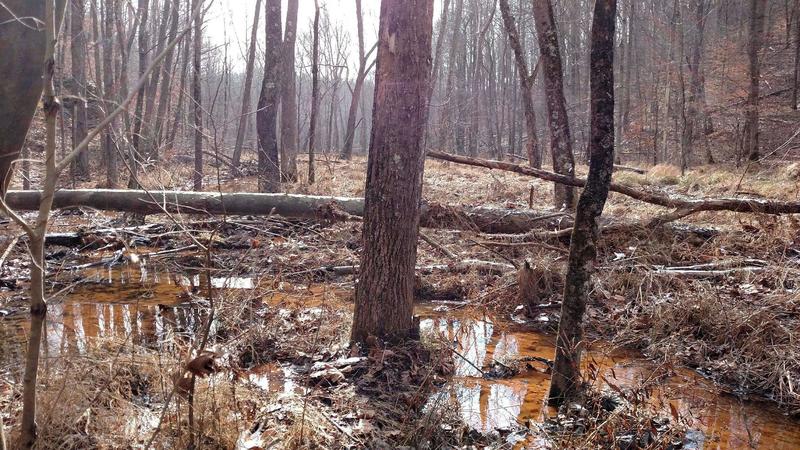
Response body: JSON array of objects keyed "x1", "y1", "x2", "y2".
[
  {"x1": 257, "y1": 0, "x2": 282, "y2": 192},
  {"x1": 232, "y1": 0, "x2": 263, "y2": 168},
  {"x1": 498, "y1": 0, "x2": 541, "y2": 168},
  {"x1": 548, "y1": 0, "x2": 617, "y2": 407},
  {"x1": 0, "y1": 1, "x2": 66, "y2": 197},
  {"x1": 532, "y1": 0, "x2": 577, "y2": 210},
  {"x1": 152, "y1": 0, "x2": 180, "y2": 155},
  {"x1": 745, "y1": 0, "x2": 767, "y2": 161},
  {"x1": 280, "y1": 0, "x2": 299, "y2": 181},
  {"x1": 351, "y1": 0, "x2": 435, "y2": 343}
]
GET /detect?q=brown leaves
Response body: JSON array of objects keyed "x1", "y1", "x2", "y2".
[
  {"x1": 186, "y1": 350, "x2": 219, "y2": 377},
  {"x1": 173, "y1": 350, "x2": 220, "y2": 398}
]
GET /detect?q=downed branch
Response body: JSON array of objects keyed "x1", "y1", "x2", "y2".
[
  {"x1": 428, "y1": 151, "x2": 800, "y2": 215},
  {"x1": 4, "y1": 190, "x2": 571, "y2": 234},
  {"x1": 289, "y1": 259, "x2": 515, "y2": 278}
]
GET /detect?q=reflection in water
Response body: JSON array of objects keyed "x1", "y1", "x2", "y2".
[
  {"x1": 2, "y1": 266, "x2": 798, "y2": 449},
  {"x1": 420, "y1": 313, "x2": 800, "y2": 450}
]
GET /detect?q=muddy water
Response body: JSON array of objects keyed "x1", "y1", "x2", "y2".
[
  {"x1": 419, "y1": 311, "x2": 800, "y2": 449},
  {"x1": 1, "y1": 266, "x2": 799, "y2": 449}
]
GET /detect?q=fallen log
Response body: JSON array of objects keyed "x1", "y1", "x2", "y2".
[
  {"x1": 4, "y1": 189, "x2": 571, "y2": 234},
  {"x1": 427, "y1": 151, "x2": 800, "y2": 216}
]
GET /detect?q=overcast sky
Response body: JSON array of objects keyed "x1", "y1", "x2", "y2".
[
  {"x1": 205, "y1": 0, "x2": 381, "y2": 72},
  {"x1": 204, "y1": 0, "x2": 442, "y2": 72}
]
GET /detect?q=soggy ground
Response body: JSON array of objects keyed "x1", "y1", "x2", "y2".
[
  {"x1": 1, "y1": 259, "x2": 798, "y2": 448},
  {"x1": 2, "y1": 159, "x2": 800, "y2": 448}
]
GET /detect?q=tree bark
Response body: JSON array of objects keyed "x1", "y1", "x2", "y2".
[
  {"x1": 531, "y1": 0, "x2": 577, "y2": 210},
  {"x1": 6, "y1": 189, "x2": 573, "y2": 234},
  {"x1": 548, "y1": 0, "x2": 617, "y2": 407},
  {"x1": 102, "y1": 0, "x2": 118, "y2": 187},
  {"x1": 232, "y1": 0, "x2": 263, "y2": 168},
  {"x1": 498, "y1": 0, "x2": 541, "y2": 168},
  {"x1": 280, "y1": 0, "x2": 299, "y2": 181},
  {"x1": 308, "y1": 0, "x2": 321, "y2": 184},
  {"x1": 70, "y1": 0, "x2": 90, "y2": 179},
  {"x1": 0, "y1": 1, "x2": 66, "y2": 196},
  {"x1": 341, "y1": 0, "x2": 374, "y2": 160},
  {"x1": 745, "y1": 0, "x2": 767, "y2": 161},
  {"x1": 257, "y1": 0, "x2": 282, "y2": 192},
  {"x1": 351, "y1": 0, "x2": 435, "y2": 343},
  {"x1": 191, "y1": 0, "x2": 203, "y2": 190}
]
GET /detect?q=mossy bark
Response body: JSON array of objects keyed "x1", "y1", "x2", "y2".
[{"x1": 548, "y1": 0, "x2": 617, "y2": 407}]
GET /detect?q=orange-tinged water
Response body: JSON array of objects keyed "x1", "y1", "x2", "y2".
[{"x1": 1, "y1": 265, "x2": 798, "y2": 449}]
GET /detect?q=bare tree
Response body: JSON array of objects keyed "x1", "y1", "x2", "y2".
[
  {"x1": 499, "y1": 0, "x2": 541, "y2": 168},
  {"x1": 232, "y1": 0, "x2": 263, "y2": 168},
  {"x1": 70, "y1": 0, "x2": 90, "y2": 179},
  {"x1": 280, "y1": 0, "x2": 299, "y2": 181},
  {"x1": 532, "y1": 0, "x2": 577, "y2": 209},
  {"x1": 192, "y1": 0, "x2": 204, "y2": 190},
  {"x1": 351, "y1": 0, "x2": 434, "y2": 343},
  {"x1": 548, "y1": 0, "x2": 617, "y2": 407},
  {"x1": 257, "y1": 0, "x2": 282, "y2": 192},
  {"x1": 745, "y1": 0, "x2": 767, "y2": 161},
  {"x1": 341, "y1": 0, "x2": 377, "y2": 160},
  {"x1": 308, "y1": 0, "x2": 321, "y2": 184}
]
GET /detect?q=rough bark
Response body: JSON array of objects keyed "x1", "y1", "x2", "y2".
[
  {"x1": 351, "y1": 0, "x2": 434, "y2": 344},
  {"x1": 232, "y1": 0, "x2": 263, "y2": 168},
  {"x1": 548, "y1": 0, "x2": 617, "y2": 407},
  {"x1": 308, "y1": 0, "x2": 320, "y2": 184},
  {"x1": 0, "y1": 1, "x2": 66, "y2": 197},
  {"x1": 531, "y1": 0, "x2": 577, "y2": 209},
  {"x1": 745, "y1": 0, "x2": 767, "y2": 161},
  {"x1": 280, "y1": 0, "x2": 299, "y2": 181},
  {"x1": 191, "y1": 0, "x2": 203, "y2": 190},
  {"x1": 70, "y1": 0, "x2": 90, "y2": 179},
  {"x1": 102, "y1": 0, "x2": 118, "y2": 187},
  {"x1": 257, "y1": 0, "x2": 282, "y2": 192},
  {"x1": 498, "y1": 0, "x2": 541, "y2": 168}
]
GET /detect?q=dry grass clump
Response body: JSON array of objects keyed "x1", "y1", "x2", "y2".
[
  {"x1": 648, "y1": 164, "x2": 682, "y2": 185},
  {"x1": 613, "y1": 276, "x2": 800, "y2": 414},
  {"x1": 539, "y1": 387, "x2": 686, "y2": 449}
]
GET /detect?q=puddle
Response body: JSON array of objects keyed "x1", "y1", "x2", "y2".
[
  {"x1": 419, "y1": 311, "x2": 800, "y2": 449},
  {"x1": 1, "y1": 266, "x2": 799, "y2": 449}
]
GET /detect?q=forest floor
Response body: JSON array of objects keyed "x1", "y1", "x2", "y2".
[{"x1": 2, "y1": 155, "x2": 800, "y2": 448}]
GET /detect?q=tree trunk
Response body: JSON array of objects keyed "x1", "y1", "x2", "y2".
[
  {"x1": 152, "y1": 0, "x2": 180, "y2": 154},
  {"x1": 498, "y1": 0, "x2": 542, "y2": 168},
  {"x1": 351, "y1": 0, "x2": 434, "y2": 344},
  {"x1": 308, "y1": 0, "x2": 320, "y2": 184},
  {"x1": 232, "y1": 0, "x2": 263, "y2": 168},
  {"x1": 280, "y1": 0, "x2": 299, "y2": 181},
  {"x1": 102, "y1": 0, "x2": 118, "y2": 187},
  {"x1": 0, "y1": 1, "x2": 65, "y2": 196},
  {"x1": 130, "y1": 0, "x2": 150, "y2": 157},
  {"x1": 532, "y1": 0, "x2": 577, "y2": 210},
  {"x1": 192, "y1": 0, "x2": 203, "y2": 190},
  {"x1": 341, "y1": 0, "x2": 371, "y2": 160},
  {"x1": 794, "y1": 0, "x2": 800, "y2": 109},
  {"x1": 70, "y1": 0, "x2": 90, "y2": 179},
  {"x1": 5, "y1": 189, "x2": 576, "y2": 234},
  {"x1": 257, "y1": 0, "x2": 282, "y2": 192},
  {"x1": 548, "y1": 0, "x2": 617, "y2": 407},
  {"x1": 745, "y1": 0, "x2": 767, "y2": 161}
]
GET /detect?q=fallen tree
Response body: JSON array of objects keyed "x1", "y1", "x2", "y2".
[
  {"x1": 428, "y1": 151, "x2": 800, "y2": 216},
  {"x1": 4, "y1": 189, "x2": 571, "y2": 234}
]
